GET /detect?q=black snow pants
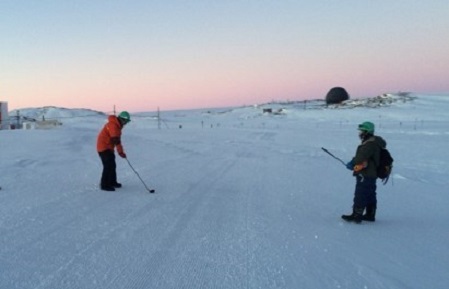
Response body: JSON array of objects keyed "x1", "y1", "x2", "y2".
[
  {"x1": 99, "y1": 150, "x2": 117, "y2": 188},
  {"x1": 353, "y1": 175, "x2": 377, "y2": 209}
]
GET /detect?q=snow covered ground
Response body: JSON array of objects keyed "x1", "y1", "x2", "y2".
[{"x1": 1, "y1": 94, "x2": 448, "y2": 289}]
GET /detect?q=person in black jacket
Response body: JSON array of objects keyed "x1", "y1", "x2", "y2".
[{"x1": 342, "y1": 121, "x2": 386, "y2": 223}]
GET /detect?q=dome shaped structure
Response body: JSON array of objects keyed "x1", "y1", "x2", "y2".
[{"x1": 325, "y1": 87, "x2": 349, "y2": 104}]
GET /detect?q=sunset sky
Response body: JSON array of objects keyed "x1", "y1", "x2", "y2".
[{"x1": 1, "y1": 1, "x2": 449, "y2": 113}]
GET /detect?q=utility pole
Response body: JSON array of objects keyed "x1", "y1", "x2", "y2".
[
  {"x1": 113, "y1": 105, "x2": 116, "y2": 115},
  {"x1": 16, "y1": 110, "x2": 20, "y2": 129},
  {"x1": 157, "y1": 107, "x2": 161, "y2": 130}
]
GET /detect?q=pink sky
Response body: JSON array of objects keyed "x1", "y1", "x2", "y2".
[{"x1": 2, "y1": 1, "x2": 449, "y2": 113}]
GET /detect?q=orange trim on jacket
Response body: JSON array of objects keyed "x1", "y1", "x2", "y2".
[{"x1": 96, "y1": 115, "x2": 125, "y2": 154}]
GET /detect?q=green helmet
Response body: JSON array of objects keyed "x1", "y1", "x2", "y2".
[
  {"x1": 358, "y1": 121, "x2": 374, "y2": 134},
  {"x1": 118, "y1": 111, "x2": 131, "y2": 123}
]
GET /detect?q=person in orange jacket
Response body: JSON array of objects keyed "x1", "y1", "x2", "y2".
[{"x1": 97, "y1": 111, "x2": 131, "y2": 191}]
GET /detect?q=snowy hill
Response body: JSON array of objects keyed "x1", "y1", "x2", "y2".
[
  {"x1": 7, "y1": 93, "x2": 415, "y2": 125},
  {"x1": 8, "y1": 106, "x2": 105, "y2": 128},
  {"x1": 1, "y1": 93, "x2": 449, "y2": 289},
  {"x1": 9, "y1": 106, "x2": 105, "y2": 119}
]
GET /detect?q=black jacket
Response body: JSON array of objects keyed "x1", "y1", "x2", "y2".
[{"x1": 352, "y1": 135, "x2": 387, "y2": 178}]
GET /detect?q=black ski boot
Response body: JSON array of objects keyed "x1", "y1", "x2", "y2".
[
  {"x1": 362, "y1": 205, "x2": 376, "y2": 222},
  {"x1": 100, "y1": 185, "x2": 115, "y2": 191},
  {"x1": 112, "y1": 182, "x2": 122, "y2": 188},
  {"x1": 342, "y1": 207, "x2": 364, "y2": 224}
]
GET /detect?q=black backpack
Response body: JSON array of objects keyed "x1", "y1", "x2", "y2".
[{"x1": 377, "y1": 147, "x2": 394, "y2": 184}]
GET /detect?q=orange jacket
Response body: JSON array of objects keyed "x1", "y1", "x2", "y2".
[{"x1": 96, "y1": 115, "x2": 125, "y2": 154}]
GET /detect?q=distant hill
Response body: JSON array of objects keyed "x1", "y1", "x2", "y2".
[
  {"x1": 256, "y1": 92, "x2": 416, "y2": 110},
  {"x1": 7, "y1": 93, "x2": 417, "y2": 124},
  {"x1": 9, "y1": 106, "x2": 105, "y2": 121}
]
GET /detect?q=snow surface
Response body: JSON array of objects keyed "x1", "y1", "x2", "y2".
[{"x1": 1, "y1": 94, "x2": 448, "y2": 289}]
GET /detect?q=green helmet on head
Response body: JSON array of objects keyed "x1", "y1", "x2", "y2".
[
  {"x1": 358, "y1": 121, "x2": 375, "y2": 134},
  {"x1": 118, "y1": 111, "x2": 131, "y2": 123}
]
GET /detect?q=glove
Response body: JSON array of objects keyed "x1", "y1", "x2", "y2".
[
  {"x1": 354, "y1": 161, "x2": 368, "y2": 172},
  {"x1": 346, "y1": 160, "x2": 354, "y2": 170},
  {"x1": 118, "y1": 152, "x2": 127, "y2": 159}
]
